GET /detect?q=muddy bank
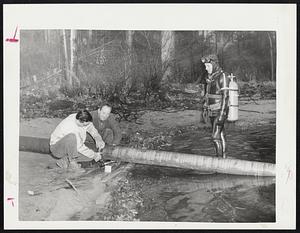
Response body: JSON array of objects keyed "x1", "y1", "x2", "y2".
[{"x1": 19, "y1": 151, "x2": 133, "y2": 221}]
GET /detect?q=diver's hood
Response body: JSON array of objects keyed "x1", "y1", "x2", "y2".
[{"x1": 202, "y1": 54, "x2": 222, "y2": 74}]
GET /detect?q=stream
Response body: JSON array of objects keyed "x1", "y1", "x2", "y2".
[
  {"x1": 125, "y1": 124, "x2": 275, "y2": 222},
  {"x1": 75, "y1": 123, "x2": 276, "y2": 222}
]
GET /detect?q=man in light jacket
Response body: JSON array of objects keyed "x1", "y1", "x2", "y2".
[{"x1": 50, "y1": 109, "x2": 105, "y2": 169}]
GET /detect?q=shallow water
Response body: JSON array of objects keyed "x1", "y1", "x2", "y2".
[
  {"x1": 129, "y1": 124, "x2": 276, "y2": 222},
  {"x1": 80, "y1": 124, "x2": 276, "y2": 222},
  {"x1": 130, "y1": 165, "x2": 275, "y2": 222},
  {"x1": 162, "y1": 123, "x2": 276, "y2": 163}
]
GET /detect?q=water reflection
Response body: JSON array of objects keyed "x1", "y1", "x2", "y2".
[
  {"x1": 82, "y1": 124, "x2": 276, "y2": 222},
  {"x1": 132, "y1": 165, "x2": 275, "y2": 222},
  {"x1": 163, "y1": 124, "x2": 276, "y2": 163},
  {"x1": 132, "y1": 125, "x2": 276, "y2": 222}
]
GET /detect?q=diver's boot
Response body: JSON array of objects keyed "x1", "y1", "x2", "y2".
[
  {"x1": 221, "y1": 132, "x2": 227, "y2": 159},
  {"x1": 222, "y1": 152, "x2": 227, "y2": 159},
  {"x1": 221, "y1": 144, "x2": 227, "y2": 159},
  {"x1": 213, "y1": 139, "x2": 223, "y2": 157}
]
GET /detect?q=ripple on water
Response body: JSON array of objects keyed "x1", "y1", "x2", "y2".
[
  {"x1": 87, "y1": 125, "x2": 275, "y2": 222},
  {"x1": 134, "y1": 125, "x2": 276, "y2": 222}
]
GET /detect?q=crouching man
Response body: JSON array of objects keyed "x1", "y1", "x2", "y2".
[
  {"x1": 50, "y1": 109, "x2": 105, "y2": 169},
  {"x1": 88, "y1": 103, "x2": 122, "y2": 146}
]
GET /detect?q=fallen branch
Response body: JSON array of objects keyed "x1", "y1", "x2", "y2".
[
  {"x1": 65, "y1": 178, "x2": 80, "y2": 195},
  {"x1": 20, "y1": 69, "x2": 63, "y2": 89}
]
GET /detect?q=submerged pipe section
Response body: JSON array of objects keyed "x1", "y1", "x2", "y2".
[{"x1": 19, "y1": 136, "x2": 275, "y2": 177}]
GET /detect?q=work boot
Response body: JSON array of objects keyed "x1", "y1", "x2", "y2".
[{"x1": 56, "y1": 156, "x2": 69, "y2": 169}]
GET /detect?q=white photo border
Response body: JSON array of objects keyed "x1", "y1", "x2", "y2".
[{"x1": 4, "y1": 3, "x2": 296, "y2": 229}]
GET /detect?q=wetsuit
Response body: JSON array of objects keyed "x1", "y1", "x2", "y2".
[{"x1": 202, "y1": 56, "x2": 230, "y2": 158}]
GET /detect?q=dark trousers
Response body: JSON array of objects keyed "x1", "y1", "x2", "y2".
[{"x1": 50, "y1": 134, "x2": 78, "y2": 159}]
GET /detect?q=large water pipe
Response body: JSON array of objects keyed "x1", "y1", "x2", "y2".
[{"x1": 19, "y1": 136, "x2": 275, "y2": 177}]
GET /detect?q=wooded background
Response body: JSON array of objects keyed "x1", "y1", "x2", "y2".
[{"x1": 20, "y1": 30, "x2": 276, "y2": 102}]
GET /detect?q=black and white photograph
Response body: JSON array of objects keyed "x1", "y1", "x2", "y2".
[{"x1": 4, "y1": 4, "x2": 296, "y2": 229}]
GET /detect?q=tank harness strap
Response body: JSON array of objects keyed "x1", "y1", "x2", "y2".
[
  {"x1": 208, "y1": 102, "x2": 221, "y2": 111},
  {"x1": 207, "y1": 94, "x2": 222, "y2": 99},
  {"x1": 223, "y1": 73, "x2": 227, "y2": 87},
  {"x1": 219, "y1": 73, "x2": 229, "y2": 91}
]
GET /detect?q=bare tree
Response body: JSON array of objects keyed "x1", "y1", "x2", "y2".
[
  {"x1": 214, "y1": 32, "x2": 218, "y2": 54},
  {"x1": 44, "y1": 30, "x2": 48, "y2": 44},
  {"x1": 123, "y1": 30, "x2": 134, "y2": 96},
  {"x1": 88, "y1": 30, "x2": 93, "y2": 50},
  {"x1": 267, "y1": 31, "x2": 275, "y2": 82},
  {"x1": 62, "y1": 30, "x2": 70, "y2": 85},
  {"x1": 214, "y1": 31, "x2": 234, "y2": 67},
  {"x1": 160, "y1": 31, "x2": 175, "y2": 97},
  {"x1": 70, "y1": 29, "x2": 79, "y2": 87},
  {"x1": 88, "y1": 30, "x2": 93, "y2": 41}
]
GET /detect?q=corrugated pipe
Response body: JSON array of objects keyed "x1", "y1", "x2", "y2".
[{"x1": 19, "y1": 136, "x2": 275, "y2": 177}]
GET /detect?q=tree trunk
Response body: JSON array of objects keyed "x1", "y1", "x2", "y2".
[
  {"x1": 214, "y1": 32, "x2": 218, "y2": 54},
  {"x1": 58, "y1": 31, "x2": 62, "y2": 84},
  {"x1": 88, "y1": 30, "x2": 93, "y2": 49},
  {"x1": 189, "y1": 49, "x2": 195, "y2": 81},
  {"x1": 70, "y1": 29, "x2": 77, "y2": 87},
  {"x1": 62, "y1": 30, "x2": 69, "y2": 84},
  {"x1": 123, "y1": 30, "x2": 134, "y2": 96},
  {"x1": 88, "y1": 30, "x2": 93, "y2": 40},
  {"x1": 203, "y1": 30, "x2": 208, "y2": 41},
  {"x1": 216, "y1": 31, "x2": 231, "y2": 67},
  {"x1": 44, "y1": 30, "x2": 48, "y2": 44},
  {"x1": 267, "y1": 32, "x2": 275, "y2": 82},
  {"x1": 198, "y1": 30, "x2": 205, "y2": 57},
  {"x1": 47, "y1": 30, "x2": 51, "y2": 44},
  {"x1": 219, "y1": 32, "x2": 226, "y2": 67},
  {"x1": 237, "y1": 33, "x2": 240, "y2": 56},
  {"x1": 160, "y1": 31, "x2": 175, "y2": 99}
]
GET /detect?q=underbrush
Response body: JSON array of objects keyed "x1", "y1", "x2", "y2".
[{"x1": 20, "y1": 81, "x2": 276, "y2": 120}]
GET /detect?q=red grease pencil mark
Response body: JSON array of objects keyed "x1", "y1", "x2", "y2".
[
  {"x1": 286, "y1": 168, "x2": 293, "y2": 184},
  {"x1": 7, "y1": 197, "x2": 15, "y2": 207},
  {"x1": 6, "y1": 26, "x2": 19, "y2": 42}
]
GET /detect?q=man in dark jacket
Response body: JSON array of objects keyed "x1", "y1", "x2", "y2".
[
  {"x1": 88, "y1": 103, "x2": 122, "y2": 146},
  {"x1": 201, "y1": 54, "x2": 230, "y2": 159}
]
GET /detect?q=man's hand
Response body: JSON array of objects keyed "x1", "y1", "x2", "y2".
[
  {"x1": 93, "y1": 151, "x2": 102, "y2": 162},
  {"x1": 96, "y1": 139, "x2": 105, "y2": 150}
]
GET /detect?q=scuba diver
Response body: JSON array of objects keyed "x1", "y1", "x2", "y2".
[{"x1": 201, "y1": 54, "x2": 230, "y2": 159}]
